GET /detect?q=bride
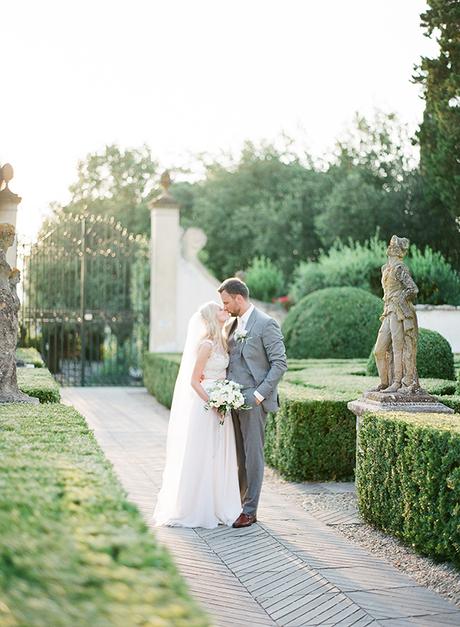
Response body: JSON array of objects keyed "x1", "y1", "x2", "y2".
[{"x1": 153, "y1": 301, "x2": 242, "y2": 528}]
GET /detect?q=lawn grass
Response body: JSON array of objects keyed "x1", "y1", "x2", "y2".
[{"x1": 0, "y1": 403, "x2": 208, "y2": 626}]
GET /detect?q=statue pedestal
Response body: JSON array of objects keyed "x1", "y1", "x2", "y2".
[{"x1": 348, "y1": 390, "x2": 454, "y2": 417}]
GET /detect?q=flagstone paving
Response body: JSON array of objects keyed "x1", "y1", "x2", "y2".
[{"x1": 62, "y1": 387, "x2": 460, "y2": 627}]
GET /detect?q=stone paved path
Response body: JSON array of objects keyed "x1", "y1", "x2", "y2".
[{"x1": 62, "y1": 387, "x2": 460, "y2": 627}]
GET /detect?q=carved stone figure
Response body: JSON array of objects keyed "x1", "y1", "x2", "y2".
[
  {"x1": 0, "y1": 223, "x2": 38, "y2": 403},
  {"x1": 373, "y1": 235, "x2": 420, "y2": 394},
  {"x1": 348, "y1": 234, "x2": 453, "y2": 417}
]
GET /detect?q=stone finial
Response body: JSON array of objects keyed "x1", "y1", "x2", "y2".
[
  {"x1": 150, "y1": 170, "x2": 179, "y2": 210},
  {"x1": 160, "y1": 170, "x2": 172, "y2": 193},
  {"x1": 0, "y1": 164, "x2": 21, "y2": 204},
  {"x1": 1, "y1": 164, "x2": 14, "y2": 188}
]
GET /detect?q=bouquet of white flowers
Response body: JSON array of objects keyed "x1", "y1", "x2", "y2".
[{"x1": 205, "y1": 379, "x2": 251, "y2": 425}]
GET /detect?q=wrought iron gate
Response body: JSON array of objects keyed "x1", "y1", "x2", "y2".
[{"x1": 19, "y1": 213, "x2": 150, "y2": 386}]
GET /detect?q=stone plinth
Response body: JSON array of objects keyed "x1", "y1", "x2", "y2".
[{"x1": 348, "y1": 390, "x2": 454, "y2": 417}]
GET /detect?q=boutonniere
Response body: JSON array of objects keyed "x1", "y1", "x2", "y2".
[{"x1": 234, "y1": 329, "x2": 251, "y2": 343}]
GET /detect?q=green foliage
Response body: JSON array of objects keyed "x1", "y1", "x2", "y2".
[
  {"x1": 282, "y1": 287, "x2": 382, "y2": 359},
  {"x1": 357, "y1": 411, "x2": 460, "y2": 566},
  {"x1": 190, "y1": 141, "x2": 323, "y2": 280},
  {"x1": 409, "y1": 246, "x2": 460, "y2": 305},
  {"x1": 16, "y1": 347, "x2": 44, "y2": 368},
  {"x1": 245, "y1": 256, "x2": 284, "y2": 302},
  {"x1": 415, "y1": 0, "x2": 460, "y2": 267},
  {"x1": 265, "y1": 384, "x2": 356, "y2": 481},
  {"x1": 17, "y1": 368, "x2": 61, "y2": 403},
  {"x1": 290, "y1": 237, "x2": 460, "y2": 305},
  {"x1": 0, "y1": 403, "x2": 208, "y2": 626},
  {"x1": 367, "y1": 327, "x2": 455, "y2": 381},
  {"x1": 143, "y1": 353, "x2": 181, "y2": 408},
  {"x1": 289, "y1": 237, "x2": 386, "y2": 302},
  {"x1": 57, "y1": 144, "x2": 158, "y2": 235}
]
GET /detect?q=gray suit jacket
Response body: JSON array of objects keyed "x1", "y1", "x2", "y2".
[{"x1": 227, "y1": 307, "x2": 288, "y2": 412}]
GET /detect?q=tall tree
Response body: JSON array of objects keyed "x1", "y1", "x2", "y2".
[
  {"x1": 415, "y1": 0, "x2": 460, "y2": 263},
  {"x1": 191, "y1": 141, "x2": 322, "y2": 280},
  {"x1": 54, "y1": 144, "x2": 159, "y2": 235}
]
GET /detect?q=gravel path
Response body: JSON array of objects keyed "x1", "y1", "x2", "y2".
[{"x1": 264, "y1": 467, "x2": 460, "y2": 608}]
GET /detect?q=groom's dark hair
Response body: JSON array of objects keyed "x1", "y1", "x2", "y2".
[{"x1": 218, "y1": 277, "x2": 249, "y2": 299}]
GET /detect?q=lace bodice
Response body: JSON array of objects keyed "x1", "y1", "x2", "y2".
[{"x1": 201, "y1": 340, "x2": 229, "y2": 380}]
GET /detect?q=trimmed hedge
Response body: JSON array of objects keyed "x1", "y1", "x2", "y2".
[
  {"x1": 282, "y1": 287, "x2": 383, "y2": 359},
  {"x1": 144, "y1": 353, "x2": 459, "y2": 481},
  {"x1": 357, "y1": 411, "x2": 460, "y2": 566},
  {"x1": 367, "y1": 327, "x2": 455, "y2": 381},
  {"x1": 16, "y1": 347, "x2": 45, "y2": 368},
  {"x1": 17, "y1": 368, "x2": 61, "y2": 403},
  {"x1": 143, "y1": 353, "x2": 181, "y2": 408},
  {"x1": 0, "y1": 403, "x2": 208, "y2": 626},
  {"x1": 265, "y1": 382, "x2": 356, "y2": 480}
]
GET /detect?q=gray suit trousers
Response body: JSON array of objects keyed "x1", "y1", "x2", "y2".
[{"x1": 231, "y1": 399, "x2": 267, "y2": 516}]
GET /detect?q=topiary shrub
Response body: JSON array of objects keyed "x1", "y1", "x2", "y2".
[
  {"x1": 282, "y1": 287, "x2": 382, "y2": 359},
  {"x1": 366, "y1": 327, "x2": 455, "y2": 381},
  {"x1": 245, "y1": 256, "x2": 284, "y2": 302}
]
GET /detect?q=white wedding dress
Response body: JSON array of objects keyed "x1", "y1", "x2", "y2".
[{"x1": 153, "y1": 329, "x2": 241, "y2": 528}]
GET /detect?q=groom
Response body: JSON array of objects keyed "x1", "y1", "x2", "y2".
[{"x1": 218, "y1": 278, "x2": 287, "y2": 528}]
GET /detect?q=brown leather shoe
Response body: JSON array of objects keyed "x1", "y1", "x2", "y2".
[{"x1": 232, "y1": 513, "x2": 257, "y2": 528}]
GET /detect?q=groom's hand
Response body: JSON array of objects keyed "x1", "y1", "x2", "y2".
[{"x1": 254, "y1": 398, "x2": 262, "y2": 405}]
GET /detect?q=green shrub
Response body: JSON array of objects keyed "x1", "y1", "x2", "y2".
[
  {"x1": 265, "y1": 382, "x2": 356, "y2": 481},
  {"x1": 245, "y1": 256, "x2": 284, "y2": 302},
  {"x1": 16, "y1": 347, "x2": 44, "y2": 368},
  {"x1": 17, "y1": 368, "x2": 61, "y2": 403},
  {"x1": 409, "y1": 246, "x2": 460, "y2": 306},
  {"x1": 289, "y1": 237, "x2": 460, "y2": 305},
  {"x1": 289, "y1": 237, "x2": 385, "y2": 302},
  {"x1": 458, "y1": 368, "x2": 460, "y2": 394},
  {"x1": 357, "y1": 411, "x2": 460, "y2": 566},
  {"x1": 0, "y1": 403, "x2": 208, "y2": 626},
  {"x1": 367, "y1": 327, "x2": 455, "y2": 381},
  {"x1": 143, "y1": 353, "x2": 181, "y2": 408},
  {"x1": 282, "y1": 287, "x2": 382, "y2": 359}
]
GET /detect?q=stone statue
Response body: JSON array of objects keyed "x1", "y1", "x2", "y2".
[
  {"x1": 373, "y1": 235, "x2": 420, "y2": 394},
  {"x1": 348, "y1": 234, "x2": 453, "y2": 417},
  {"x1": 0, "y1": 223, "x2": 38, "y2": 403}
]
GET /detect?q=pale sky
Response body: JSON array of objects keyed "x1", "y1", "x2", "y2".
[{"x1": 1, "y1": 0, "x2": 437, "y2": 242}]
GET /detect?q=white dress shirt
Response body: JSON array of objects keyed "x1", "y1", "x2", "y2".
[{"x1": 237, "y1": 304, "x2": 264, "y2": 403}]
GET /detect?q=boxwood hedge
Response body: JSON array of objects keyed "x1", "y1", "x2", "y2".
[
  {"x1": 0, "y1": 403, "x2": 208, "y2": 626},
  {"x1": 17, "y1": 367, "x2": 61, "y2": 403},
  {"x1": 16, "y1": 347, "x2": 45, "y2": 368},
  {"x1": 282, "y1": 287, "x2": 383, "y2": 359},
  {"x1": 357, "y1": 411, "x2": 460, "y2": 566}
]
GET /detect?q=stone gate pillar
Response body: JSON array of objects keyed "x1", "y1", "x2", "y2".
[
  {"x1": 0, "y1": 164, "x2": 21, "y2": 268},
  {"x1": 149, "y1": 171, "x2": 180, "y2": 352}
]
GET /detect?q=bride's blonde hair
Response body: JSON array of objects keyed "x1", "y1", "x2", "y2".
[{"x1": 199, "y1": 301, "x2": 227, "y2": 351}]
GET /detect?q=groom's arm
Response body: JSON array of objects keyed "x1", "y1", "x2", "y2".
[{"x1": 255, "y1": 319, "x2": 288, "y2": 401}]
